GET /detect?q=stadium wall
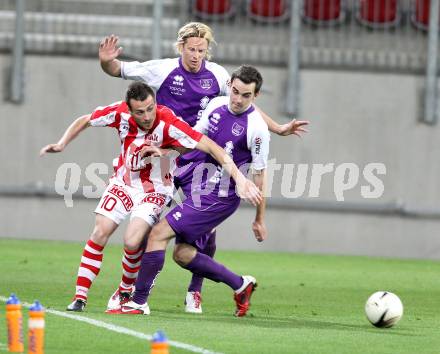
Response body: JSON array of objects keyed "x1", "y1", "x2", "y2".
[{"x1": 1, "y1": 54, "x2": 439, "y2": 259}]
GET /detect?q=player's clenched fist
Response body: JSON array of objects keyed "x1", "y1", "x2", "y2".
[
  {"x1": 252, "y1": 220, "x2": 267, "y2": 242},
  {"x1": 39, "y1": 143, "x2": 64, "y2": 156}
]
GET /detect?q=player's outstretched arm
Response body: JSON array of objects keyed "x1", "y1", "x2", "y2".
[
  {"x1": 255, "y1": 105, "x2": 309, "y2": 137},
  {"x1": 99, "y1": 35, "x2": 123, "y2": 77},
  {"x1": 39, "y1": 114, "x2": 91, "y2": 156},
  {"x1": 195, "y1": 136, "x2": 262, "y2": 206},
  {"x1": 252, "y1": 169, "x2": 267, "y2": 242}
]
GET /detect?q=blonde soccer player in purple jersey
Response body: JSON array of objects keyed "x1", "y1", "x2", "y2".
[{"x1": 99, "y1": 22, "x2": 308, "y2": 313}]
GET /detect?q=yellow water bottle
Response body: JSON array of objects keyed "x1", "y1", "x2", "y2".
[
  {"x1": 6, "y1": 293, "x2": 24, "y2": 352},
  {"x1": 150, "y1": 330, "x2": 169, "y2": 354},
  {"x1": 28, "y1": 300, "x2": 45, "y2": 354}
]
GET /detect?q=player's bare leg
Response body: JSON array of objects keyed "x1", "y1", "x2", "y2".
[{"x1": 67, "y1": 215, "x2": 118, "y2": 312}]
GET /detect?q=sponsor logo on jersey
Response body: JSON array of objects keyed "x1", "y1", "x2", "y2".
[
  {"x1": 149, "y1": 213, "x2": 159, "y2": 224},
  {"x1": 119, "y1": 121, "x2": 129, "y2": 139},
  {"x1": 200, "y1": 96, "x2": 210, "y2": 109},
  {"x1": 210, "y1": 113, "x2": 221, "y2": 124},
  {"x1": 172, "y1": 211, "x2": 182, "y2": 220},
  {"x1": 208, "y1": 123, "x2": 218, "y2": 134},
  {"x1": 225, "y1": 141, "x2": 234, "y2": 154},
  {"x1": 108, "y1": 185, "x2": 134, "y2": 211},
  {"x1": 169, "y1": 75, "x2": 186, "y2": 96},
  {"x1": 231, "y1": 122, "x2": 245, "y2": 136},
  {"x1": 145, "y1": 133, "x2": 159, "y2": 142},
  {"x1": 173, "y1": 75, "x2": 184, "y2": 86},
  {"x1": 140, "y1": 193, "x2": 166, "y2": 207},
  {"x1": 169, "y1": 86, "x2": 186, "y2": 96},
  {"x1": 254, "y1": 137, "x2": 262, "y2": 154},
  {"x1": 200, "y1": 79, "x2": 213, "y2": 89},
  {"x1": 209, "y1": 141, "x2": 234, "y2": 184}
]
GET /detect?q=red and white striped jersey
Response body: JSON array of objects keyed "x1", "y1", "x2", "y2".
[{"x1": 89, "y1": 101, "x2": 203, "y2": 196}]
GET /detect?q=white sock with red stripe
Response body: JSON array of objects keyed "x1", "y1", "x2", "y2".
[
  {"x1": 74, "y1": 239, "x2": 105, "y2": 301},
  {"x1": 119, "y1": 247, "x2": 143, "y2": 293}
]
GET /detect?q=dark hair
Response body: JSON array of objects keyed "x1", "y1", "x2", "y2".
[
  {"x1": 125, "y1": 82, "x2": 155, "y2": 108},
  {"x1": 230, "y1": 65, "x2": 263, "y2": 94}
]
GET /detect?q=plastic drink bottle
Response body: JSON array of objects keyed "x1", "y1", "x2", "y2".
[
  {"x1": 28, "y1": 300, "x2": 45, "y2": 354},
  {"x1": 6, "y1": 293, "x2": 24, "y2": 352},
  {"x1": 151, "y1": 330, "x2": 169, "y2": 354}
]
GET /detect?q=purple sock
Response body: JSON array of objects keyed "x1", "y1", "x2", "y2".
[
  {"x1": 188, "y1": 231, "x2": 217, "y2": 293},
  {"x1": 184, "y1": 251, "x2": 243, "y2": 291},
  {"x1": 132, "y1": 250, "x2": 165, "y2": 305}
]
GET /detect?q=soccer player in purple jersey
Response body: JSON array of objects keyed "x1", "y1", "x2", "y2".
[
  {"x1": 116, "y1": 65, "x2": 272, "y2": 317},
  {"x1": 99, "y1": 22, "x2": 308, "y2": 313}
]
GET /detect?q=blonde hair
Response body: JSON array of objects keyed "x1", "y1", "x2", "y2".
[{"x1": 175, "y1": 22, "x2": 216, "y2": 60}]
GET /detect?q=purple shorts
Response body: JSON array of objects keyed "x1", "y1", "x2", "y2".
[{"x1": 166, "y1": 194, "x2": 240, "y2": 246}]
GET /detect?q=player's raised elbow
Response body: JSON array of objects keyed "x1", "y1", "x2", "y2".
[
  {"x1": 78, "y1": 114, "x2": 92, "y2": 128},
  {"x1": 100, "y1": 61, "x2": 122, "y2": 78}
]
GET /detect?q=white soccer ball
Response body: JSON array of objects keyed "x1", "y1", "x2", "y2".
[{"x1": 365, "y1": 291, "x2": 403, "y2": 328}]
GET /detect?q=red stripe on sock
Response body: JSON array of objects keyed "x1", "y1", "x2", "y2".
[
  {"x1": 124, "y1": 248, "x2": 142, "y2": 256},
  {"x1": 80, "y1": 262, "x2": 100, "y2": 275},
  {"x1": 83, "y1": 250, "x2": 104, "y2": 261},
  {"x1": 77, "y1": 276, "x2": 92, "y2": 289},
  {"x1": 87, "y1": 239, "x2": 104, "y2": 252}
]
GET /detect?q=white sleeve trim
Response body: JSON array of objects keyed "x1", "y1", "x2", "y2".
[
  {"x1": 168, "y1": 125, "x2": 200, "y2": 149},
  {"x1": 205, "y1": 61, "x2": 230, "y2": 96},
  {"x1": 247, "y1": 110, "x2": 270, "y2": 171},
  {"x1": 120, "y1": 58, "x2": 179, "y2": 91},
  {"x1": 89, "y1": 101, "x2": 122, "y2": 127},
  {"x1": 90, "y1": 111, "x2": 117, "y2": 127}
]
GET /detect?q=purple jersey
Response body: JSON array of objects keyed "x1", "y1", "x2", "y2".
[
  {"x1": 121, "y1": 58, "x2": 230, "y2": 127},
  {"x1": 166, "y1": 96, "x2": 270, "y2": 245},
  {"x1": 181, "y1": 96, "x2": 270, "y2": 202}
]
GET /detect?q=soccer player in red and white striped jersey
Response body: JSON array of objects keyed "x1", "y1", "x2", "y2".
[{"x1": 40, "y1": 82, "x2": 262, "y2": 312}]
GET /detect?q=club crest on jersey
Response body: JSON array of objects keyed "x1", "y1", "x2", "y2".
[
  {"x1": 231, "y1": 122, "x2": 245, "y2": 136},
  {"x1": 200, "y1": 79, "x2": 213, "y2": 90}
]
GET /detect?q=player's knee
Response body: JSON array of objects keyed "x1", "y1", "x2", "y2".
[
  {"x1": 173, "y1": 245, "x2": 195, "y2": 267},
  {"x1": 173, "y1": 248, "x2": 188, "y2": 266},
  {"x1": 90, "y1": 225, "x2": 112, "y2": 244},
  {"x1": 124, "y1": 237, "x2": 141, "y2": 251}
]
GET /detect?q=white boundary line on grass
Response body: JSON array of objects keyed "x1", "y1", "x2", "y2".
[
  {"x1": 0, "y1": 341, "x2": 7, "y2": 352},
  {"x1": 0, "y1": 296, "x2": 222, "y2": 354}
]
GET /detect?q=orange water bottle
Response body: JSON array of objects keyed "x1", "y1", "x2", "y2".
[
  {"x1": 28, "y1": 300, "x2": 45, "y2": 354},
  {"x1": 6, "y1": 293, "x2": 24, "y2": 352},
  {"x1": 150, "y1": 330, "x2": 169, "y2": 354}
]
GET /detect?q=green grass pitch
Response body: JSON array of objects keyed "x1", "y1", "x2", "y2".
[{"x1": 0, "y1": 238, "x2": 439, "y2": 354}]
